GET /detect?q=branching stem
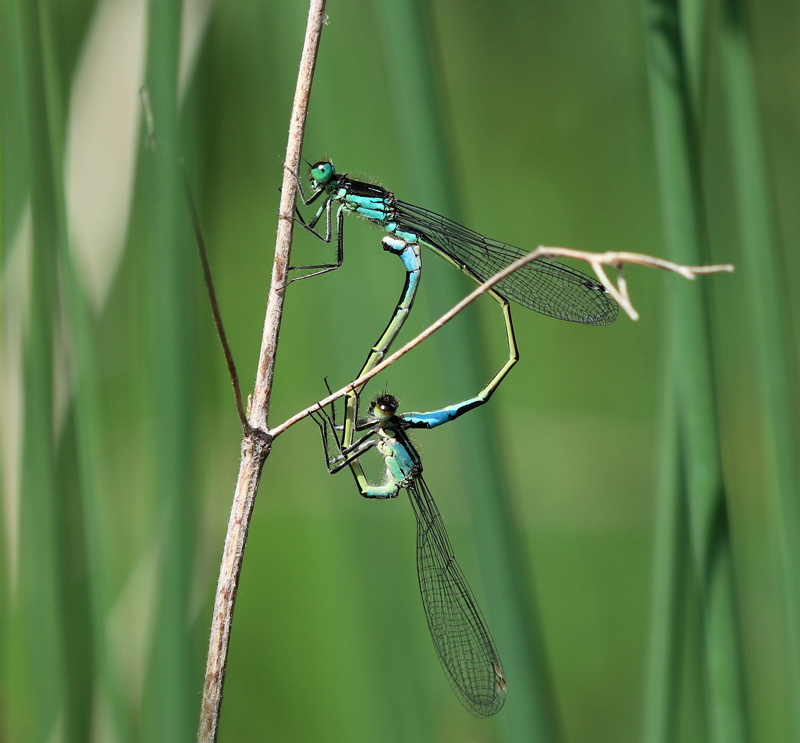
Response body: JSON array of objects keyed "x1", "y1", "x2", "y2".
[{"x1": 269, "y1": 247, "x2": 733, "y2": 438}]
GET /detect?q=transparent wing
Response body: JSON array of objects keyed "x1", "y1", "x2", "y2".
[
  {"x1": 395, "y1": 200, "x2": 618, "y2": 325},
  {"x1": 407, "y1": 477, "x2": 506, "y2": 717}
]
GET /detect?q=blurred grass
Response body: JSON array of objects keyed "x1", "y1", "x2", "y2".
[
  {"x1": 642, "y1": 1, "x2": 749, "y2": 742},
  {"x1": 140, "y1": 1, "x2": 199, "y2": 740},
  {"x1": 10, "y1": 1, "x2": 66, "y2": 741},
  {"x1": 718, "y1": 1, "x2": 800, "y2": 740},
  {"x1": 1, "y1": 0, "x2": 798, "y2": 742}
]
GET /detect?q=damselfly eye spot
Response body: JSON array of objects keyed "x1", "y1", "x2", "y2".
[{"x1": 583, "y1": 279, "x2": 608, "y2": 294}]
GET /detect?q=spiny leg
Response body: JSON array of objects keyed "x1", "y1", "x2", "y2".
[
  {"x1": 310, "y1": 401, "x2": 379, "y2": 476},
  {"x1": 288, "y1": 200, "x2": 346, "y2": 282},
  {"x1": 312, "y1": 397, "x2": 401, "y2": 499}
]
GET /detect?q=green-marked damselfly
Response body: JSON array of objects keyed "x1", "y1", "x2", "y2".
[
  {"x1": 312, "y1": 387, "x2": 508, "y2": 717},
  {"x1": 292, "y1": 161, "x2": 617, "y2": 327},
  {"x1": 292, "y1": 160, "x2": 618, "y2": 453}
]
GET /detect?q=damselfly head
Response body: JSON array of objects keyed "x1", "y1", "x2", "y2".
[
  {"x1": 310, "y1": 161, "x2": 335, "y2": 188},
  {"x1": 371, "y1": 393, "x2": 399, "y2": 421}
]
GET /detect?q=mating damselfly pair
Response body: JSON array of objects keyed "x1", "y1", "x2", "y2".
[{"x1": 294, "y1": 160, "x2": 618, "y2": 716}]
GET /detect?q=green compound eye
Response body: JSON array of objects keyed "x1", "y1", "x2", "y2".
[{"x1": 310, "y1": 161, "x2": 335, "y2": 186}]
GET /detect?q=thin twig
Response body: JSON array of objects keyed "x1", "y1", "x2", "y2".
[
  {"x1": 182, "y1": 168, "x2": 251, "y2": 434},
  {"x1": 269, "y1": 246, "x2": 733, "y2": 437},
  {"x1": 197, "y1": 2, "x2": 327, "y2": 741}
]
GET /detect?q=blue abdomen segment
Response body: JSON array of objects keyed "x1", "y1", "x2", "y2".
[
  {"x1": 404, "y1": 397, "x2": 486, "y2": 430},
  {"x1": 382, "y1": 237, "x2": 422, "y2": 274}
]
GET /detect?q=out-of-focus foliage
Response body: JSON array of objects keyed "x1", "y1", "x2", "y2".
[{"x1": 1, "y1": 0, "x2": 798, "y2": 741}]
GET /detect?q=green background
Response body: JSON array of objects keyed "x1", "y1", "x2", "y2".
[{"x1": 2, "y1": 0, "x2": 799, "y2": 741}]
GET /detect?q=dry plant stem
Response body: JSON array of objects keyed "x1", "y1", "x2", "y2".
[
  {"x1": 197, "y1": 2, "x2": 327, "y2": 741},
  {"x1": 270, "y1": 246, "x2": 733, "y2": 437}
]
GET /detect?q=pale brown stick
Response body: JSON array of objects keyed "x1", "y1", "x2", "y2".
[
  {"x1": 269, "y1": 246, "x2": 734, "y2": 438},
  {"x1": 196, "y1": 2, "x2": 326, "y2": 741}
]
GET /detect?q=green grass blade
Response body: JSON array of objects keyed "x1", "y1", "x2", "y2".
[
  {"x1": 11, "y1": 0, "x2": 69, "y2": 738},
  {"x1": 140, "y1": 0, "x2": 198, "y2": 739},
  {"x1": 36, "y1": 1, "x2": 104, "y2": 740},
  {"x1": 642, "y1": 1, "x2": 749, "y2": 741},
  {"x1": 718, "y1": 1, "x2": 800, "y2": 738},
  {"x1": 642, "y1": 382, "x2": 687, "y2": 743},
  {"x1": 1, "y1": 2, "x2": 34, "y2": 739},
  {"x1": 47, "y1": 44, "x2": 134, "y2": 743}
]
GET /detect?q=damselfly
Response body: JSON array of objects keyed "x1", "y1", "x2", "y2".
[
  {"x1": 293, "y1": 161, "x2": 618, "y2": 452},
  {"x1": 312, "y1": 388, "x2": 507, "y2": 717}
]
